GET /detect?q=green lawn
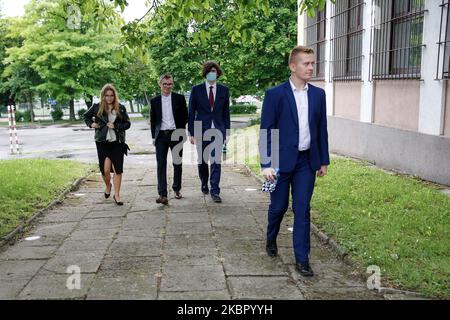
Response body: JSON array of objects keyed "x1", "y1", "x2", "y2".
[
  {"x1": 235, "y1": 125, "x2": 450, "y2": 299},
  {"x1": 0, "y1": 159, "x2": 93, "y2": 239}
]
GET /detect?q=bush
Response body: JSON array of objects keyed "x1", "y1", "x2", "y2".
[
  {"x1": 51, "y1": 109, "x2": 63, "y2": 121},
  {"x1": 78, "y1": 108, "x2": 87, "y2": 120},
  {"x1": 0, "y1": 105, "x2": 6, "y2": 117},
  {"x1": 230, "y1": 104, "x2": 257, "y2": 114},
  {"x1": 14, "y1": 110, "x2": 24, "y2": 122},
  {"x1": 249, "y1": 117, "x2": 261, "y2": 126},
  {"x1": 141, "y1": 106, "x2": 150, "y2": 119},
  {"x1": 22, "y1": 110, "x2": 34, "y2": 122}
]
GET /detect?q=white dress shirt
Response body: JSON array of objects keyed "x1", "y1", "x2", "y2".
[
  {"x1": 106, "y1": 110, "x2": 117, "y2": 142},
  {"x1": 290, "y1": 79, "x2": 311, "y2": 151},
  {"x1": 206, "y1": 82, "x2": 217, "y2": 129},
  {"x1": 160, "y1": 94, "x2": 176, "y2": 130}
]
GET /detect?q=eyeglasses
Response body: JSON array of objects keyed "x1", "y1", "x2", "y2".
[{"x1": 162, "y1": 83, "x2": 174, "y2": 87}]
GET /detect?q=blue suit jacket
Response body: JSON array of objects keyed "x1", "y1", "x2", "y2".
[
  {"x1": 259, "y1": 81, "x2": 330, "y2": 172},
  {"x1": 188, "y1": 82, "x2": 231, "y2": 139}
]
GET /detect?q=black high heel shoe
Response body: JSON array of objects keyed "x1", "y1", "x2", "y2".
[
  {"x1": 113, "y1": 195, "x2": 123, "y2": 206},
  {"x1": 104, "y1": 183, "x2": 112, "y2": 199}
]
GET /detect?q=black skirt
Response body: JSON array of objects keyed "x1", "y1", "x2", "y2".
[{"x1": 95, "y1": 141, "x2": 125, "y2": 175}]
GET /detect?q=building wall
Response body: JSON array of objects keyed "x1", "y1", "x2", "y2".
[
  {"x1": 328, "y1": 117, "x2": 450, "y2": 186},
  {"x1": 374, "y1": 80, "x2": 420, "y2": 132},
  {"x1": 334, "y1": 82, "x2": 361, "y2": 121},
  {"x1": 444, "y1": 81, "x2": 450, "y2": 137},
  {"x1": 298, "y1": 1, "x2": 450, "y2": 186},
  {"x1": 309, "y1": 81, "x2": 325, "y2": 90}
]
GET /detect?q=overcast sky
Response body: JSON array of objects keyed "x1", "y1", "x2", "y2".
[{"x1": 0, "y1": 0, "x2": 148, "y2": 22}]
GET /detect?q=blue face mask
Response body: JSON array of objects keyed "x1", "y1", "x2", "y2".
[{"x1": 206, "y1": 72, "x2": 217, "y2": 82}]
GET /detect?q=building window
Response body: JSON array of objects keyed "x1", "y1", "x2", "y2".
[
  {"x1": 371, "y1": 0, "x2": 425, "y2": 79},
  {"x1": 330, "y1": 0, "x2": 364, "y2": 81},
  {"x1": 305, "y1": 5, "x2": 327, "y2": 80},
  {"x1": 437, "y1": 0, "x2": 450, "y2": 79}
]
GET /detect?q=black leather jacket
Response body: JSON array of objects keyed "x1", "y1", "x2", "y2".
[{"x1": 83, "y1": 103, "x2": 131, "y2": 143}]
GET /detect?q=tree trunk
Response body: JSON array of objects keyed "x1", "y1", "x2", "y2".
[
  {"x1": 85, "y1": 95, "x2": 93, "y2": 108},
  {"x1": 28, "y1": 95, "x2": 35, "y2": 122},
  {"x1": 143, "y1": 91, "x2": 151, "y2": 107},
  {"x1": 129, "y1": 100, "x2": 135, "y2": 113},
  {"x1": 69, "y1": 98, "x2": 75, "y2": 121}
]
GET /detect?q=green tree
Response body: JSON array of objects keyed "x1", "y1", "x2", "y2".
[
  {"x1": 113, "y1": 54, "x2": 157, "y2": 113},
  {"x1": 63, "y1": 0, "x2": 330, "y2": 50},
  {"x1": 0, "y1": 17, "x2": 41, "y2": 121},
  {"x1": 0, "y1": 17, "x2": 12, "y2": 111},
  {"x1": 3, "y1": 0, "x2": 123, "y2": 120},
  {"x1": 146, "y1": 0, "x2": 297, "y2": 98}
]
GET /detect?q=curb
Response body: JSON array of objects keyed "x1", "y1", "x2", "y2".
[
  {"x1": 243, "y1": 164, "x2": 427, "y2": 300},
  {"x1": 0, "y1": 173, "x2": 90, "y2": 247}
]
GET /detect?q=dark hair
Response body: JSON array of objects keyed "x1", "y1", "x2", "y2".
[
  {"x1": 201, "y1": 60, "x2": 223, "y2": 78},
  {"x1": 289, "y1": 46, "x2": 315, "y2": 65}
]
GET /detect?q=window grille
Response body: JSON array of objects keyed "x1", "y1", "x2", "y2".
[
  {"x1": 437, "y1": 0, "x2": 450, "y2": 79},
  {"x1": 305, "y1": 5, "x2": 327, "y2": 80},
  {"x1": 371, "y1": 0, "x2": 425, "y2": 79},
  {"x1": 330, "y1": 0, "x2": 364, "y2": 81}
]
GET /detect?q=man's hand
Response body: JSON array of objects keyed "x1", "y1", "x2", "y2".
[
  {"x1": 317, "y1": 165, "x2": 328, "y2": 177},
  {"x1": 189, "y1": 136, "x2": 196, "y2": 145},
  {"x1": 90, "y1": 123, "x2": 100, "y2": 129},
  {"x1": 107, "y1": 122, "x2": 114, "y2": 129},
  {"x1": 262, "y1": 168, "x2": 277, "y2": 182}
]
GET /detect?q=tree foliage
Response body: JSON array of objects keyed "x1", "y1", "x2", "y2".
[
  {"x1": 0, "y1": 0, "x2": 153, "y2": 119},
  {"x1": 145, "y1": 0, "x2": 297, "y2": 97},
  {"x1": 0, "y1": 0, "x2": 330, "y2": 118}
]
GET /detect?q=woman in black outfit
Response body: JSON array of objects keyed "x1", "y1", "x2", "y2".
[{"x1": 84, "y1": 84, "x2": 131, "y2": 205}]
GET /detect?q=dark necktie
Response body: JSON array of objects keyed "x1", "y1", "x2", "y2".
[{"x1": 209, "y1": 86, "x2": 214, "y2": 111}]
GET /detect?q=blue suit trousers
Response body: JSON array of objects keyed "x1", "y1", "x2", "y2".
[{"x1": 267, "y1": 150, "x2": 316, "y2": 263}]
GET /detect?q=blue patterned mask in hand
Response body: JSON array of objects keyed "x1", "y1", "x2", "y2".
[{"x1": 261, "y1": 168, "x2": 280, "y2": 193}]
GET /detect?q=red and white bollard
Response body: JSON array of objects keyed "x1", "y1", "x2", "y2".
[{"x1": 7, "y1": 105, "x2": 20, "y2": 154}]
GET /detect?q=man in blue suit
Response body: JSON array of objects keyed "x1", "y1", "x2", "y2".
[
  {"x1": 259, "y1": 46, "x2": 330, "y2": 277},
  {"x1": 188, "y1": 60, "x2": 231, "y2": 203}
]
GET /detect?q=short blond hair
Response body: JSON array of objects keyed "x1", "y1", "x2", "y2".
[
  {"x1": 159, "y1": 73, "x2": 173, "y2": 83},
  {"x1": 289, "y1": 46, "x2": 315, "y2": 65}
]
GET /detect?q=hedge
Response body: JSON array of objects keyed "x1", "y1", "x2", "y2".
[{"x1": 229, "y1": 104, "x2": 257, "y2": 114}]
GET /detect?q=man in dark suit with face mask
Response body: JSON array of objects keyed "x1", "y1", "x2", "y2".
[{"x1": 188, "y1": 61, "x2": 231, "y2": 203}]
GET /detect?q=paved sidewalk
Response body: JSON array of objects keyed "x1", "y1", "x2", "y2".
[{"x1": 0, "y1": 164, "x2": 381, "y2": 300}]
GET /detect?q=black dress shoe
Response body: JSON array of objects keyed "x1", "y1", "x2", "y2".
[
  {"x1": 104, "y1": 183, "x2": 112, "y2": 198},
  {"x1": 113, "y1": 195, "x2": 124, "y2": 206},
  {"x1": 295, "y1": 261, "x2": 314, "y2": 277},
  {"x1": 266, "y1": 240, "x2": 278, "y2": 257},
  {"x1": 201, "y1": 186, "x2": 209, "y2": 195},
  {"x1": 211, "y1": 194, "x2": 222, "y2": 203}
]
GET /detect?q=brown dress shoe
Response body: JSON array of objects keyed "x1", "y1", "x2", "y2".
[
  {"x1": 156, "y1": 196, "x2": 168, "y2": 205},
  {"x1": 175, "y1": 191, "x2": 182, "y2": 199}
]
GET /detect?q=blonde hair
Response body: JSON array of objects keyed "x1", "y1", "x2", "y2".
[
  {"x1": 159, "y1": 73, "x2": 173, "y2": 83},
  {"x1": 289, "y1": 46, "x2": 315, "y2": 65},
  {"x1": 98, "y1": 84, "x2": 120, "y2": 117}
]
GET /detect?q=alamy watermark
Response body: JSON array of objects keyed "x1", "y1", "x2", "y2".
[
  {"x1": 366, "y1": 265, "x2": 381, "y2": 290},
  {"x1": 162, "y1": 123, "x2": 280, "y2": 169},
  {"x1": 66, "y1": 5, "x2": 82, "y2": 30},
  {"x1": 66, "y1": 265, "x2": 81, "y2": 290}
]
